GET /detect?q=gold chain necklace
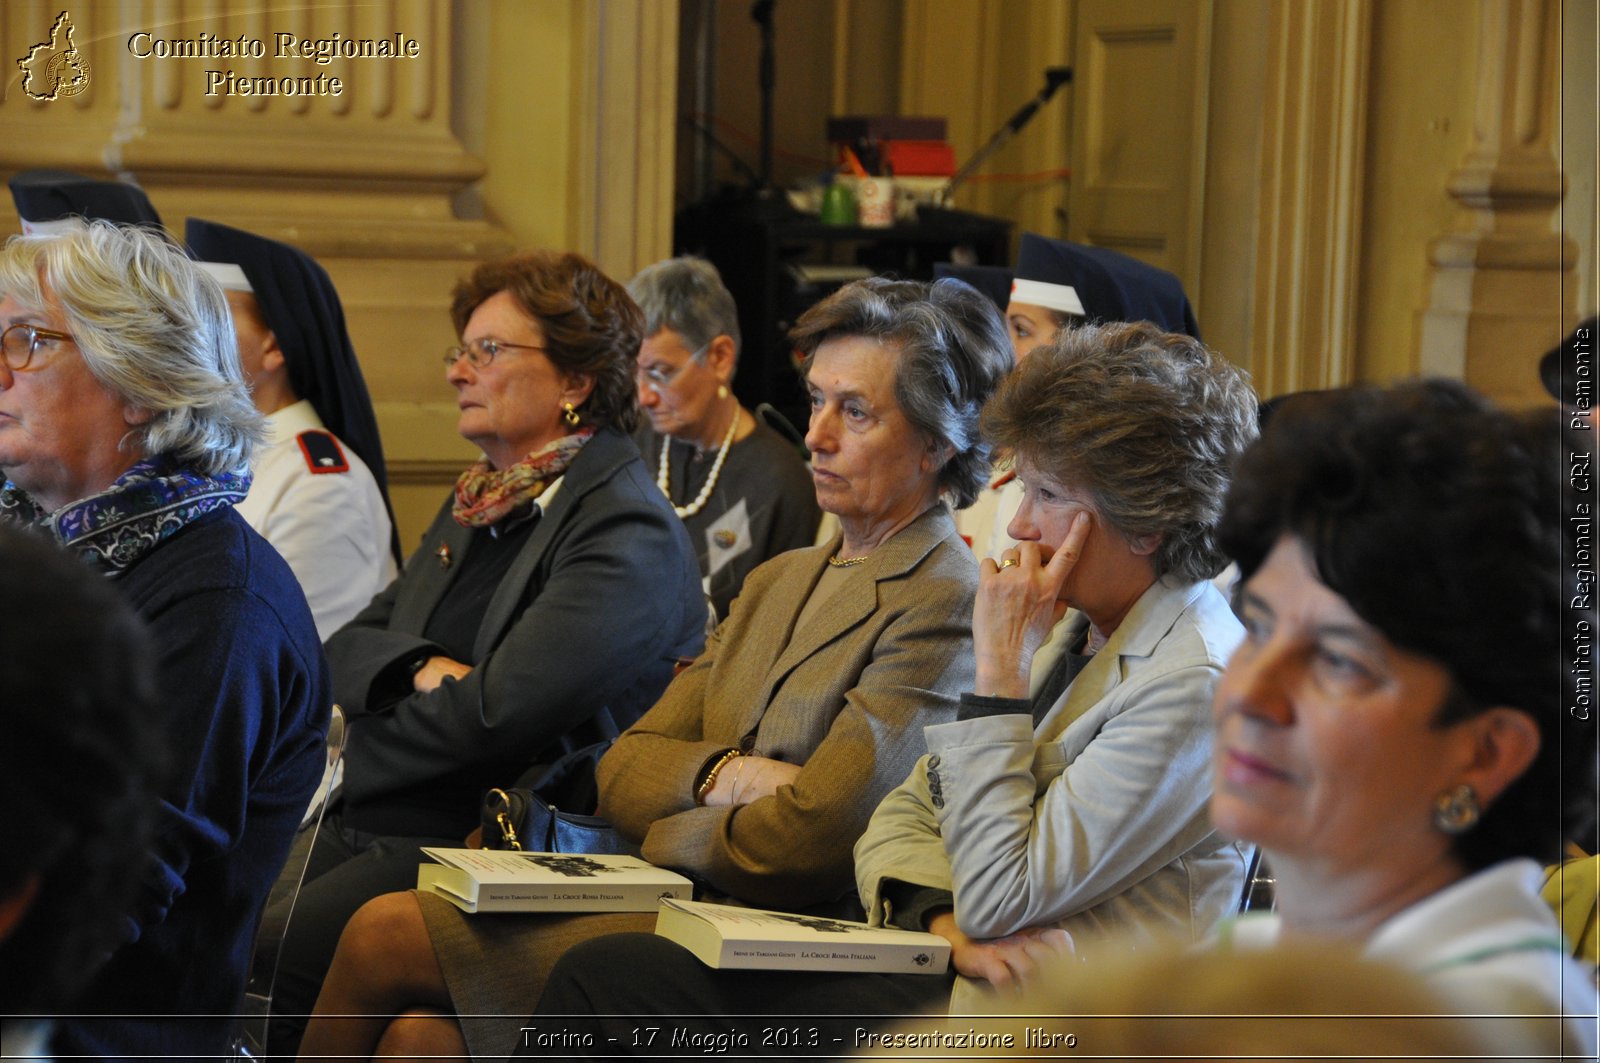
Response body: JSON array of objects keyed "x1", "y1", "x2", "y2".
[{"x1": 827, "y1": 553, "x2": 869, "y2": 568}]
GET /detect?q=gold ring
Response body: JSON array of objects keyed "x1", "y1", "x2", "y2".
[{"x1": 999, "y1": 558, "x2": 1019, "y2": 569}]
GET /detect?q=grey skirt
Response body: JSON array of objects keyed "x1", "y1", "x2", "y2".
[{"x1": 417, "y1": 889, "x2": 655, "y2": 1061}]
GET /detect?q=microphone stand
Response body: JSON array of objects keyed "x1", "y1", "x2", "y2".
[{"x1": 940, "y1": 66, "x2": 1072, "y2": 207}]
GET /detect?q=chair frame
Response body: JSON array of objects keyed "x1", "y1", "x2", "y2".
[{"x1": 230, "y1": 704, "x2": 347, "y2": 1059}]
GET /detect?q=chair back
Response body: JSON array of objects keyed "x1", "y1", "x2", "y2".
[
  {"x1": 1238, "y1": 846, "x2": 1276, "y2": 913},
  {"x1": 229, "y1": 704, "x2": 347, "y2": 1059}
]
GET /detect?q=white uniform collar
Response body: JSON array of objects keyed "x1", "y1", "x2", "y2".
[{"x1": 262, "y1": 399, "x2": 325, "y2": 448}]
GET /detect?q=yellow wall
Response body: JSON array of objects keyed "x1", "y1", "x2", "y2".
[
  {"x1": 475, "y1": 0, "x2": 579, "y2": 251},
  {"x1": 2, "y1": 0, "x2": 1591, "y2": 549},
  {"x1": 1355, "y1": 0, "x2": 1479, "y2": 384},
  {"x1": 1197, "y1": 0, "x2": 1268, "y2": 371},
  {"x1": 880, "y1": 0, "x2": 1589, "y2": 403},
  {"x1": 0, "y1": 0, "x2": 674, "y2": 548},
  {"x1": 1562, "y1": 0, "x2": 1598, "y2": 319}
]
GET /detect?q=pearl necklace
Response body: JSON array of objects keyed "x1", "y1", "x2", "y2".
[{"x1": 658, "y1": 405, "x2": 740, "y2": 518}]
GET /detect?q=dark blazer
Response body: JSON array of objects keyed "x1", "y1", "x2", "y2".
[
  {"x1": 329, "y1": 426, "x2": 706, "y2": 838},
  {"x1": 597, "y1": 504, "x2": 978, "y2": 913}
]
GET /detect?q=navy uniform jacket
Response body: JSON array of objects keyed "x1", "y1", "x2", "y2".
[{"x1": 54, "y1": 508, "x2": 330, "y2": 1060}]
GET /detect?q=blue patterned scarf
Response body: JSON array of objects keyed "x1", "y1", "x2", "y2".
[{"x1": 0, "y1": 456, "x2": 251, "y2": 575}]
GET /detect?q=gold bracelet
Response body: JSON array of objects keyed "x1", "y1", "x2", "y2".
[{"x1": 694, "y1": 748, "x2": 741, "y2": 805}]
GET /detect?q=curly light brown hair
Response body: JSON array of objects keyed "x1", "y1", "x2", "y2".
[{"x1": 982, "y1": 320, "x2": 1258, "y2": 581}]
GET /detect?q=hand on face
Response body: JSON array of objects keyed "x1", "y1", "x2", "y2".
[{"x1": 973, "y1": 512, "x2": 1090, "y2": 699}]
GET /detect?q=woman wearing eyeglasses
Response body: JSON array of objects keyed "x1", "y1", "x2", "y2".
[
  {"x1": 295, "y1": 275, "x2": 1011, "y2": 1063},
  {"x1": 323, "y1": 249, "x2": 706, "y2": 838},
  {"x1": 628, "y1": 257, "x2": 819, "y2": 618},
  {"x1": 265, "y1": 250, "x2": 707, "y2": 1053},
  {"x1": 0, "y1": 221, "x2": 328, "y2": 1059}
]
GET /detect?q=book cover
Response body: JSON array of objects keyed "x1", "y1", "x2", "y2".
[
  {"x1": 416, "y1": 847, "x2": 692, "y2": 914},
  {"x1": 654, "y1": 898, "x2": 951, "y2": 974}
]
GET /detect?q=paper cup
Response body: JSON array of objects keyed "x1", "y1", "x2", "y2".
[{"x1": 856, "y1": 177, "x2": 894, "y2": 228}]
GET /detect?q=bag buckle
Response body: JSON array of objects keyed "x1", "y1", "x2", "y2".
[{"x1": 487, "y1": 788, "x2": 522, "y2": 851}]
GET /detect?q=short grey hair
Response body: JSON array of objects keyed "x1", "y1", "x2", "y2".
[
  {"x1": 0, "y1": 220, "x2": 262, "y2": 475},
  {"x1": 983, "y1": 321, "x2": 1259, "y2": 582},
  {"x1": 790, "y1": 276, "x2": 1013, "y2": 508},
  {"x1": 627, "y1": 256, "x2": 741, "y2": 366}
]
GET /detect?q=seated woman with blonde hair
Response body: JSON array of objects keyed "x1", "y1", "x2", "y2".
[
  {"x1": 0, "y1": 220, "x2": 327, "y2": 1059},
  {"x1": 297, "y1": 275, "x2": 1013, "y2": 1062}
]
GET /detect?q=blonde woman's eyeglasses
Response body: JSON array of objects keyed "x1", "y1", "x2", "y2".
[{"x1": 0, "y1": 323, "x2": 73, "y2": 371}]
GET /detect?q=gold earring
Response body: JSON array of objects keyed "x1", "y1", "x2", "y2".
[
  {"x1": 1433, "y1": 784, "x2": 1481, "y2": 834},
  {"x1": 562, "y1": 402, "x2": 580, "y2": 427}
]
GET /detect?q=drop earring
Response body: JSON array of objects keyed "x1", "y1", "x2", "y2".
[
  {"x1": 562, "y1": 402, "x2": 580, "y2": 427},
  {"x1": 717, "y1": 384, "x2": 729, "y2": 399}
]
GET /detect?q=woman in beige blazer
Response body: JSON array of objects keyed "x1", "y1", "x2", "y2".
[
  {"x1": 298, "y1": 275, "x2": 1013, "y2": 1063},
  {"x1": 522, "y1": 321, "x2": 1259, "y2": 1048}
]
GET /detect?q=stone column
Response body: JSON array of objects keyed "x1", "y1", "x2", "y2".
[{"x1": 1417, "y1": 0, "x2": 1572, "y2": 407}]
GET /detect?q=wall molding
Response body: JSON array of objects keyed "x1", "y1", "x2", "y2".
[
  {"x1": 1417, "y1": 0, "x2": 1572, "y2": 405},
  {"x1": 569, "y1": 0, "x2": 679, "y2": 280},
  {"x1": 1247, "y1": 0, "x2": 1372, "y2": 397}
]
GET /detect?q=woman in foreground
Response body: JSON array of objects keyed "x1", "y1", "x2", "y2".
[
  {"x1": 0, "y1": 220, "x2": 327, "y2": 1058},
  {"x1": 297, "y1": 276, "x2": 1012, "y2": 1062},
  {"x1": 1210, "y1": 382, "x2": 1596, "y2": 1053}
]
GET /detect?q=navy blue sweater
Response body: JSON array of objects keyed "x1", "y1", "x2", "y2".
[{"x1": 54, "y1": 508, "x2": 328, "y2": 1060}]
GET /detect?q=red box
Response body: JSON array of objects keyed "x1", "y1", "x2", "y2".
[{"x1": 885, "y1": 140, "x2": 956, "y2": 177}]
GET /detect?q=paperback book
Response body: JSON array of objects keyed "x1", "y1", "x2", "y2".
[
  {"x1": 654, "y1": 898, "x2": 951, "y2": 974},
  {"x1": 417, "y1": 847, "x2": 692, "y2": 914}
]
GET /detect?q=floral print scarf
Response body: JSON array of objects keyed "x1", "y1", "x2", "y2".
[
  {"x1": 0, "y1": 455, "x2": 251, "y2": 575},
  {"x1": 451, "y1": 427, "x2": 594, "y2": 528}
]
